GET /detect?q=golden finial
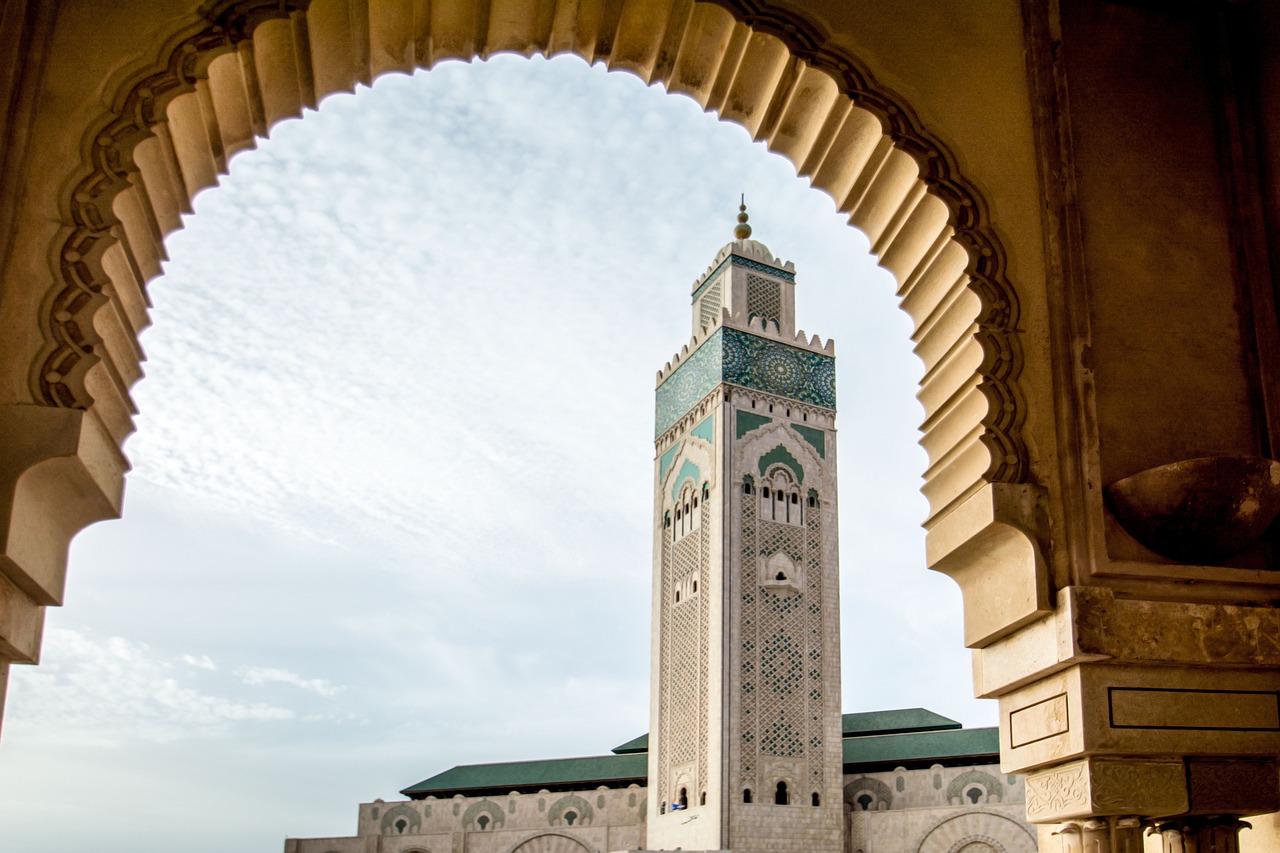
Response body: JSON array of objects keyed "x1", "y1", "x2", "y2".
[{"x1": 734, "y1": 194, "x2": 752, "y2": 240}]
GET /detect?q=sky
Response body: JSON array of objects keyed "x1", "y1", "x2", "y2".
[{"x1": 0, "y1": 55, "x2": 992, "y2": 852}]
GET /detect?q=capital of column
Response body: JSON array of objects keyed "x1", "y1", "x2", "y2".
[
  {"x1": 1147, "y1": 817, "x2": 1252, "y2": 853},
  {"x1": 1054, "y1": 816, "x2": 1144, "y2": 853}
]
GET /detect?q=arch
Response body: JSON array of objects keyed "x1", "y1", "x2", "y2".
[
  {"x1": 1, "y1": 0, "x2": 1032, "y2": 726},
  {"x1": 917, "y1": 812, "x2": 1036, "y2": 853},
  {"x1": 461, "y1": 799, "x2": 505, "y2": 831},
  {"x1": 945, "y1": 769, "x2": 1004, "y2": 805},
  {"x1": 844, "y1": 776, "x2": 893, "y2": 811},
  {"x1": 507, "y1": 833, "x2": 594, "y2": 853},
  {"x1": 380, "y1": 803, "x2": 422, "y2": 835},
  {"x1": 546, "y1": 794, "x2": 593, "y2": 827}
]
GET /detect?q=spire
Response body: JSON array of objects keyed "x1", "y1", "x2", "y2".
[{"x1": 734, "y1": 195, "x2": 752, "y2": 240}]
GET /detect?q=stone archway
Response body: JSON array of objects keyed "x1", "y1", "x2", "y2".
[{"x1": 0, "y1": 0, "x2": 1040, "y2": 717}]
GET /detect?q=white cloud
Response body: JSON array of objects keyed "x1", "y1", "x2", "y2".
[
  {"x1": 183, "y1": 654, "x2": 218, "y2": 670},
  {"x1": 7, "y1": 629, "x2": 294, "y2": 748},
  {"x1": 236, "y1": 666, "x2": 342, "y2": 697}
]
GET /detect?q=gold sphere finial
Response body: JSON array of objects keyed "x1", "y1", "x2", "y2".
[{"x1": 734, "y1": 194, "x2": 752, "y2": 240}]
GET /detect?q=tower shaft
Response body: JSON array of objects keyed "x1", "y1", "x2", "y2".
[{"x1": 648, "y1": 233, "x2": 841, "y2": 853}]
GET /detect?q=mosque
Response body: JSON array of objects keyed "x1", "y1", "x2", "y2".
[{"x1": 283, "y1": 211, "x2": 1037, "y2": 853}]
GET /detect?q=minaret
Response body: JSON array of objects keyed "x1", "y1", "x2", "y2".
[{"x1": 647, "y1": 204, "x2": 842, "y2": 853}]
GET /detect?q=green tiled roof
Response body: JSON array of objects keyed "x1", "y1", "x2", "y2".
[
  {"x1": 842, "y1": 727, "x2": 1000, "y2": 770},
  {"x1": 842, "y1": 708, "x2": 962, "y2": 738},
  {"x1": 401, "y1": 711, "x2": 994, "y2": 799},
  {"x1": 611, "y1": 734, "x2": 648, "y2": 754},
  {"x1": 401, "y1": 753, "x2": 646, "y2": 799}
]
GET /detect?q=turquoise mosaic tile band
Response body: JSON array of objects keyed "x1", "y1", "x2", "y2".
[
  {"x1": 691, "y1": 252, "x2": 796, "y2": 303},
  {"x1": 655, "y1": 327, "x2": 836, "y2": 436}
]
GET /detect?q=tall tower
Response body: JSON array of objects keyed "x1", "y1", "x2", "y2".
[{"x1": 647, "y1": 205, "x2": 842, "y2": 853}]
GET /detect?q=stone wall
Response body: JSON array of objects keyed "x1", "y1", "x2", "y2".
[
  {"x1": 843, "y1": 765, "x2": 1035, "y2": 853},
  {"x1": 288, "y1": 785, "x2": 646, "y2": 853}
]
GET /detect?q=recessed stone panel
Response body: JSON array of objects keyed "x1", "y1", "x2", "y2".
[
  {"x1": 1009, "y1": 693, "x2": 1068, "y2": 749},
  {"x1": 1108, "y1": 688, "x2": 1280, "y2": 731}
]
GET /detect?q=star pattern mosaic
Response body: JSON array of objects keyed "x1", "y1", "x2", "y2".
[{"x1": 655, "y1": 328, "x2": 836, "y2": 435}]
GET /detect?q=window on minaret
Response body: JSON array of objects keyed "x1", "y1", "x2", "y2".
[
  {"x1": 673, "y1": 483, "x2": 703, "y2": 541},
  {"x1": 760, "y1": 471, "x2": 802, "y2": 526}
]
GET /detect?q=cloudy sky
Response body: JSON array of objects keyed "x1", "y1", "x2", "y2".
[{"x1": 0, "y1": 56, "x2": 991, "y2": 852}]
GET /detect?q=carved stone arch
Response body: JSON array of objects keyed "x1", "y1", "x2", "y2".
[
  {"x1": 507, "y1": 832, "x2": 594, "y2": 853},
  {"x1": 844, "y1": 775, "x2": 894, "y2": 810},
  {"x1": 3, "y1": 0, "x2": 1037, "y2": 726},
  {"x1": 734, "y1": 421, "x2": 832, "y2": 496},
  {"x1": 380, "y1": 802, "x2": 422, "y2": 835},
  {"x1": 946, "y1": 769, "x2": 1005, "y2": 804},
  {"x1": 461, "y1": 798, "x2": 505, "y2": 831},
  {"x1": 659, "y1": 435, "x2": 716, "y2": 508},
  {"x1": 546, "y1": 794, "x2": 593, "y2": 827},
  {"x1": 917, "y1": 811, "x2": 1036, "y2": 853}
]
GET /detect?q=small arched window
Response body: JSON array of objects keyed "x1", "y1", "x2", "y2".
[
  {"x1": 856, "y1": 794, "x2": 873, "y2": 811},
  {"x1": 564, "y1": 811, "x2": 577, "y2": 826},
  {"x1": 477, "y1": 815, "x2": 490, "y2": 830},
  {"x1": 966, "y1": 787, "x2": 983, "y2": 804},
  {"x1": 743, "y1": 789, "x2": 753, "y2": 804},
  {"x1": 700, "y1": 791, "x2": 707, "y2": 806},
  {"x1": 679, "y1": 788, "x2": 688, "y2": 808},
  {"x1": 395, "y1": 818, "x2": 408, "y2": 834},
  {"x1": 775, "y1": 781, "x2": 789, "y2": 805},
  {"x1": 811, "y1": 792, "x2": 821, "y2": 807}
]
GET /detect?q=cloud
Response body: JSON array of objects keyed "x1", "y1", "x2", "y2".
[
  {"x1": 7, "y1": 629, "x2": 294, "y2": 748},
  {"x1": 236, "y1": 666, "x2": 341, "y2": 697},
  {"x1": 183, "y1": 654, "x2": 218, "y2": 670}
]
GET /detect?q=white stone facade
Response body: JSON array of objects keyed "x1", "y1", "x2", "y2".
[
  {"x1": 844, "y1": 767, "x2": 1035, "y2": 853},
  {"x1": 285, "y1": 787, "x2": 647, "y2": 853}
]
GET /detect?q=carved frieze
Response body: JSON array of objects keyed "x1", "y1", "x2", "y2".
[{"x1": 1024, "y1": 758, "x2": 1186, "y2": 823}]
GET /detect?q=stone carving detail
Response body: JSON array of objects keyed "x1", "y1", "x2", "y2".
[
  {"x1": 657, "y1": 497, "x2": 709, "y2": 803},
  {"x1": 1025, "y1": 764, "x2": 1089, "y2": 821},
  {"x1": 738, "y1": 435, "x2": 824, "y2": 793},
  {"x1": 844, "y1": 776, "x2": 894, "y2": 810},
  {"x1": 746, "y1": 273, "x2": 782, "y2": 327},
  {"x1": 547, "y1": 794, "x2": 593, "y2": 827},
  {"x1": 947, "y1": 770, "x2": 1005, "y2": 804},
  {"x1": 1187, "y1": 760, "x2": 1280, "y2": 814},
  {"x1": 380, "y1": 803, "x2": 422, "y2": 835},
  {"x1": 460, "y1": 799, "x2": 504, "y2": 831},
  {"x1": 509, "y1": 833, "x2": 593, "y2": 853}
]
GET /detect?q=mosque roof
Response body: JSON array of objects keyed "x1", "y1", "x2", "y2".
[
  {"x1": 840, "y1": 707, "x2": 963, "y2": 737},
  {"x1": 401, "y1": 753, "x2": 647, "y2": 799},
  {"x1": 401, "y1": 710, "x2": 993, "y2": 799},
  {"x1": 841, "y1": 726, "x2": 1001, "y2": 771}
]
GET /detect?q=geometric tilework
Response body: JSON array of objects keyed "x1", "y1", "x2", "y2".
[{"x1": 655, "y1": 328, "x2": 836, "y2": 435}]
